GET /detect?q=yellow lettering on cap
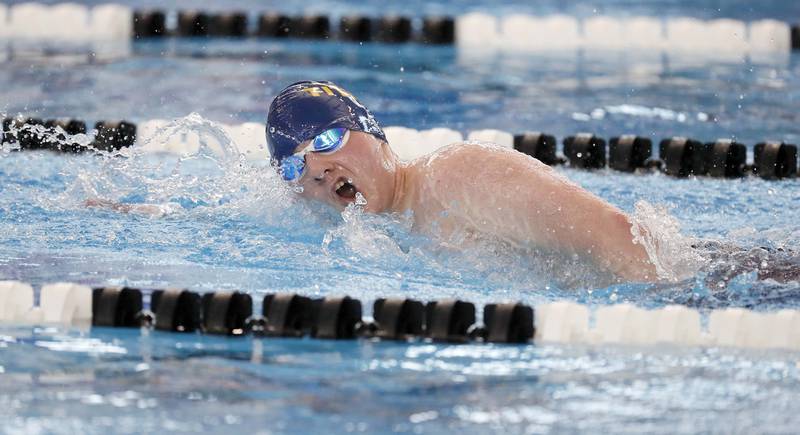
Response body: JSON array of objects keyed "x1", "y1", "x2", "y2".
[
  {"x1": 321, "y1": 86, "x2": 335, "y2": 96},
  {"x1": 326, "y1": 84, "x2": 353, "y2": 98},
  {"x1": 302, "y1": 87, "x2": 323, "y2": 97}
]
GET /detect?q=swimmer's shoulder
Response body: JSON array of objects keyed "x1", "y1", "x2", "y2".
[{"x1": 420, "y1": 141, "x2": 551, "y2": 174}]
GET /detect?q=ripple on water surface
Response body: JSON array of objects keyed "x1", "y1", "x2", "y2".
[{"x1": 0, "y1": 114, "x2": 799, "y2": 434}]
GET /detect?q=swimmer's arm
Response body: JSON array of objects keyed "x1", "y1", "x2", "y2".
[
  {"x1": 434, "y1": 145, "x2": 657, "y2": 281},
  {"x1": 84, "y1": 198, "x2": 180, "y2": 217}
]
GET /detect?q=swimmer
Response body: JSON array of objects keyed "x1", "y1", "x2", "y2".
[{"x1": 267, "y1": 80, "x2": 658, "y2": 282}]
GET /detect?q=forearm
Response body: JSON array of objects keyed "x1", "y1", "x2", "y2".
[
  {"x1": 589, "y1": 207, "x2": 657, "y2": 281},
  {"x1": 84, "y1": 198, "x2": 181, "y2": 217},
  {"x1": 503, "y1": 171, "x2": 657, "y2": 281}
]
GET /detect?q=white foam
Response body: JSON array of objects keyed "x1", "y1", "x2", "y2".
[
  {"x1": 185, "y1": 130, "x2": 222, "y2": 156},
  {"x1": 467, "y1": 129, "x2": 513, "y2": 148},
  {"x1": 224, "y1": 122, "x2": 268, "y2": 160},
  {"x1": 456, "y1": 12, "x2": 500, "y2": 48},
  {"x1": 135, "y1": 119, "x2": 202, "y2": 156},
  {"x1": 535, "y1": 301, "x2": 590, "y2": 343},
  {"x1": 40, "y1": 282, "x2": 92, "y2": 326},
  {"x1": 90, "y1": 4, "x2": 132, "y2": 40},
  {"x1": 0, "y1": 281, "x2": 34, "y2": 323},
  {"x1": 135, "y1": 119, "x2": 169, "y2": 148}
]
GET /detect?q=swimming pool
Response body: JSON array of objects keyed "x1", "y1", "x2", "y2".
[{"x1": 2, "y1": 0, "x2": 800, "y2": 433}]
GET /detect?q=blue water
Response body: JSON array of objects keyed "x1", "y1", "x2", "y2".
[{"x1": 2, "y1": 0, "x2": 800, "y2": 433}]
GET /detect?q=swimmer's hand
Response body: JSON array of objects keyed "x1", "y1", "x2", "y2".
[{"x1": 84, "y1": 198, "x2": 181, "y2": 217}]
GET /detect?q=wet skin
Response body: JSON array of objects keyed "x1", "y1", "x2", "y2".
[{"x1": 294, "y1": 131, "x2": 658, "y2": 282}]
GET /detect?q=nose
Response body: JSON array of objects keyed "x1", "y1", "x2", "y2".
[{"x1": 303, "y1": 152, "x2": 330, "y2": 182}]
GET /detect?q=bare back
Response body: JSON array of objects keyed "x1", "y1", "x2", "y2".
[{"x1": 401, "y1": 143, "x2": 657, "y2": 282}]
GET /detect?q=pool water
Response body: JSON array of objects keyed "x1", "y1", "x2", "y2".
[{"x1": 2, "y1": 0, "x2": 800, "y2": 433}]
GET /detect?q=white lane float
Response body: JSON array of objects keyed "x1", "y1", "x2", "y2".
[
  {"x1": 0, "y1": 279, "x2": 798, "y2": 351},
  {"x1": 466, "y1": 129, "x2": 514, "y2": 148},
  {"x1": 535, "y1": 301, "x2": 591, "y2": 343},
  {"x1": 0, "y1": 281, "x2": 34, "y2": 323},
  {"x1": 40, "y1": 282, "x2": 92, "y2": 325},
  {"x1": 455, "y1": 12, "x2": 500, "y2": 49},
  {"x1": 89, "y1": 4, "x2": 132, "y2": 40},
  {"x1": 384, "y1": 126, "x2": 425, "y2": 160},
  {"x1": 417, "y1": 127, "x2": 463, "y2": 154}
]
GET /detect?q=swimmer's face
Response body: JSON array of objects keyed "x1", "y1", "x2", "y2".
[{"x1": 294, "y1": 130, "x2": 396, "y2": 213}]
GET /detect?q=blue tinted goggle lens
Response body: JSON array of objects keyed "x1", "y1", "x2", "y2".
[
  {"x1": 279, "y1": 128, "x2": 348, "y2": 182},
  {"x1": 311, "y1": 128, "x2": 347, "y2": 152},
  {"x1": 279, "y1": 155, "x2": 305, "y2": 182}
]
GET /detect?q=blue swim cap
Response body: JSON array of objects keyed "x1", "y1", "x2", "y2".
[{"x1": 266, "y1": 80, "x2": 386, "y2": 164}]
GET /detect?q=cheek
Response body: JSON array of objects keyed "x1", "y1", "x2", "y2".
[{"x1": 301, "y1": 185, "x2": 325, "y2": 200}]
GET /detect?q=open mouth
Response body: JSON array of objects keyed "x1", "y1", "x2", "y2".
[{"x1": 334, "y1": 178, "x2": 358, "y2": 200}]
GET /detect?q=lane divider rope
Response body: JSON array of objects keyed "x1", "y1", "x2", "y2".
[
  {"x1": 0, "y1": 3, "x2": 797, "y2": 53},
  {"x1": 1, "y1": 281, "x2": 798, "y2": 350},
  {"x1": 3, "y1": 117, "x2": 797, "y2": 180}
]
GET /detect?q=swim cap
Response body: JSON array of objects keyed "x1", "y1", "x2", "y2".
[{"x1": 266, "y1": 80, "x2": 386, "y2": 164}]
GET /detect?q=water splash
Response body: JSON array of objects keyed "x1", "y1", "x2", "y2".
[
  {"x1": 322, "y1": 192, "x2": 409, "y2": 261},
  {"x1": 3, "y1": 113, "x2": 797, "y2": 307},
  {"x1": 53, "y1": 113, "x2": 304, "y2": 223},
  {"x1": 631, "y1": 200, "x2": 706, "y2": 282}
]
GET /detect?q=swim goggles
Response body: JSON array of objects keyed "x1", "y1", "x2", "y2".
[{"x1": 278, "y1": 128, "x2": 350, "y2": 182}]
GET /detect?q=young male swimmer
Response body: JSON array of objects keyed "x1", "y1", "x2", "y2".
[{"x1": 267, "y1": 81, "x2": 657, "y2": 282}]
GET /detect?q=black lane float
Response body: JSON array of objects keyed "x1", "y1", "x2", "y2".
[
  {"x1": 563, "y1": 133, "x2": 607, "y2": 169},
  {"x1": 2, "y1": 116, "x2": 797, "y2": 180},
  {"x1": 129, "y1": 10, "x2": 456, "y2": 44},
  {"x1": 90, "y1": 287, "x2": 536, "y2": 344}
]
